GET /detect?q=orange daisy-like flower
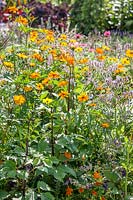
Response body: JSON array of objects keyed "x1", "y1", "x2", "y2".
[
  {"x1": 97, "y1": 55, "x2": 106, "y2": 61},
  {"x1": 121, "y1": 57, "x2": 130, "y2": 65},
  {"x1": 96, "y1": 48, "x2": 104, "y2": 54},
  {"x1": 30, "y1": 72, "x2": 40, "y2": 79},
  {"x1": 126, "y1": 49, "x2": 133, "y2": 58},
  {"x1": 78, "y1": 187, "x2": 84, "y2": 193},
  {"x1": 8, "y1": 6, "x2": 18, "y2": 14},
  {"x1": 32, "y1": 53, "x2": 44, "y2": 62},
  {"x1": 29, "y1": 31, "x2": 38, "y2": 42},
  {"x1": 89, "y1": 103, "x2": 97, "y2": 107},
  {"x1": 78, "y1": 58, "x2": 89, "y2": 64},
  {"x1": 17, "y1": 53, "x2": 28, "y2": 59},
  {"x1": 101, "y1": 123, "x2": 110, "y2": 128},
  {"x1": 95, "y1": 181, "x2": 102, "y2": 186},
  {"x1": 42, "y1": 78, "x2": 50, "y2": 85},
  {"x1": 78, "y1": 93, "x2": 89, "y2": 102},
  {"x1": 3, "y1": 61, "x2": 14, "y2": 68},
  {"x1": 16, "y1": 16, "x2": 28, "y2": 25},
  {"x1": 66, "y1": 186, "x2": 73, "y2": 196},
  {"x1": 66, "y1": 56, "x2": 75, "y2": 66},
  {"x1": 101, "y1": 196, "x2": 106, "y2": 200},
  {"x1": 29, "y1": 62, "x2": 35, "y2": 67},
  {"x1": 74, "y1": 47, "x2": 83, "y2": 52},
  {"x1": 60, "y1": 34, "x2": 67, "y2": 40},
  {"x1": 58, "y1": 91, "x2": 69, "y2": 99},
  {"x1": 46, "y1": 35, "x2": 55, "y2": 42},
  {"x1": 114, "y1": 69, "x2": 125, "y2": 74},
  {"x1": 48, "y1": 71, "x2": 60, "y2": 79},
  {"x1": 23, "y1": 86, "x2": 32, "y2": 92},
  {"x1": 96, "y1": 86, "x2": 103, "y2": 91},
  {"x1": 58, "y1": 81, "x2": 68, "y2": 87},
  {"x1": 64, "y1": 151, "x2": 72, "y2": 159},
  {"x1": 93, "y1": 171, "x2": 102, "y2": 179},
  {"x1": 117, "y1": 64, "x2": 124, "y2": 69},
  {"x1": 13, "y1": 95, "x2": 26, "y2": 105},
  {"x1": 91, "y1": 190, "x2": 97, "y2": 196},
  {"x1": 36, "y1": 83, "x2": 44, "y2": 91}
]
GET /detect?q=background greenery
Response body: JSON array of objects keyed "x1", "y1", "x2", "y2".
[{"x1": 70, "y1": 0, "x2": 133, "y2": 34}]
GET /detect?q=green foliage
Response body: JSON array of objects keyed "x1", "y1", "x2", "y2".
[{"x1": 70, "y1": 0, "x2": 133, "y2": 34}]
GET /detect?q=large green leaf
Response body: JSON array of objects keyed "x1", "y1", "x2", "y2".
[
  {"x1": 41, "y1": 192, "x2": 55, "y2": 200},
  {"x1": 104, "y1": 170, "x2": 119, "y2": 182},
  {"x1": 37, "y1": 181, "x2": 51, "y2": 191}
]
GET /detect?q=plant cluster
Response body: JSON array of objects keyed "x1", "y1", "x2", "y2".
[
  {"x1": 27, "y1": 1, "x2": 71, "y2": 31},
  {"x1": 0, "y1": 18, "x2": 133, "y2": 200}
]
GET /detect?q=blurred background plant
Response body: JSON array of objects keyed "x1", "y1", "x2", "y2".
[{"x1": 1, "y1": 0, "x2": 133, "y2": 34}]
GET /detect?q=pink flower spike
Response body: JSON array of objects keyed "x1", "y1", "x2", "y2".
[
  {"x1": 89, "y1": 48, "x2": 95, "y2": 52},
  {"x1": 104, "y1": 31, "x2": 111, "y2": 37}
]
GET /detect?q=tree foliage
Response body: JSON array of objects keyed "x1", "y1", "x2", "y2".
[{"x1": 70, "y1": 0, "x2": 133, "y2": 34}]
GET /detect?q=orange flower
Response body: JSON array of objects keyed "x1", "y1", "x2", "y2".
[
  {"x1": 95, "y1": 181, "x2": 102, "y2": 186},
  {"x1": 29, "y1": 62, "x2": 35, "y2": 67},
  {"x1": 13, "y1": 95, "x2": 26, "y2": 105},
  {"x1": 93, "y1": 171, "x2": 102, "y2": 179},
  {"x1": 16, "y1": 16, "x2": 28, "y2": 25},
  {"x1": 3, "y1": 61, "x2": 14, "y2": 68},
  {"x1": 64, "y1": 151, "x2": 72, "y2": 159},
  {"x1": 46, "y1": 35, "x2": 55, "y2": 42},
  {"x1": 48, "y1": 71, "x2": 60, "y2": 79},
  {"x1": 30, "y1": 72, "x2": 40, "y2": 79},
  {"x1": 41, "y1": 45, "x2": 50, "y2": 51},
  {"x1": 78, "y1": 58, "x2": 89, "y2": 64},
  {"x1": 96, "y1": 86, "x2": 103, "y2": 91},
  {"x1": 29, "y1": 31, "x2": 38, "y2": 42},
  {"x1": 114, "y1": 69, "x2": 125, "y2": 74},
  {"x1": 58, "y1": 91, "x2": 69, "y2": 99},
  {"x1": 78, "y1": 93, "x2": 89, "y2": 102},
  {"x1": 60, "y1": 34, "x2": 67, "y2": 40},
  {"x1": 42, "y1": 78, "x2": 50, "y2": 85},
  {"x1": 89, "y1": 103, "x2": 97, "y2": 107},
  {"x1": 36, "y1": 83, "x2": 44, "y2": 91},
  {"x1": 91, "y1": 190, "x2": 97, "y2": 196},
  {"x1": 96, "y1": 48, "x2": 104, "y2": 54},
  {"x1": 126, "y1": 49, "x2": 133, "y2": 58},
  {"x1": 58, "y1": 81, "x2": 68, "y2": 87},
  {"x1": 117, "y1": 64, "x2": 124, "y2": 69},
  {"x1": 97, "y1": 55, "x2": 106, "y2": 61},
  {"x1": 66, "y1": 56, "x2": 75, "y2": 65},
  {"x1": 121, "y1": 57, "x2": 130, "y2": 65},
  {"x1": 78, "y1": 187, "x2": 84, "y2": 193},
  {"x1": 74, "y1": 47, "x2": 83, "y2": 52},
  {"x1": 17, "y1": 53, "x2": 28, "y2": 59},
  {"x1": 66, "y1": 186, "x2": 73, "y2": 196},
  {"x1": 49, "y1": 49, "x2": 57, "y2": 56},
  {"x1": 101, "y1": 123, "x2": 110, "y2": 128},
  {"x1": 23, "y1": 86, "x2": 32, "y2": 92},
  {"x1": 32, "y1": 53, "x2": 43, "y2": 62},
  {"x1": 101, "y1": 196, "x2": 106, "y2": 200},
  {"x1": 8, "y1": 6, "x2": 18, "y2": 13}
]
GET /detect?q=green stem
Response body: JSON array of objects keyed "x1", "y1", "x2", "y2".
[
  {"x1": 51, "y1": 108, "x2": 54, "y2": 156},
  {"x1": 22, "y1": 118, "x2": 30, "y2": 198},
  {"x1": 125, "y1": 147, "x2": 129, "y2": 198}
]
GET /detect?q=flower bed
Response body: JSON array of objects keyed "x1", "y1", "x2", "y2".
[{"x1": 0, "y1": 21, "x2": 133, "y2": 200}]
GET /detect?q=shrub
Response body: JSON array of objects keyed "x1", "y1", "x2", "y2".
[
  {"x1": 70, "y1": 0, "x2": 133, "y2": 34},
  {"x1": 26, "y1": 1, "x2": 71, "y2": 31}
]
